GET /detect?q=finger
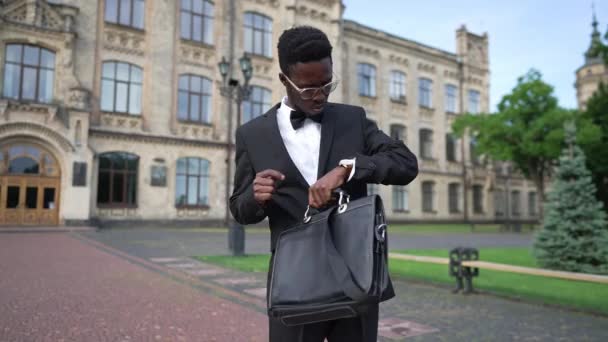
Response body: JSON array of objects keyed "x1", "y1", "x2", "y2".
[
  {"x1": 320, "y1": 187, "x2": 332, "y2": 206},
  {"x1": 254, "y1": 177, "x2": 275, "y2": 187},
  {"x1": 255, "y1": 193, "x2": 272, "y2": 202},
  {"x1": 254, "y1": 185, "x2": 275, "y2": 194},
  {"x1": 257, "y1": 169, "x2": 285, "y2": 181},
  {"x1": 310, "y1": 187, "x2": 323, "y2": 208},
  {"x1": 308, "y1": 189, "x2": 317, "y2": 208}
]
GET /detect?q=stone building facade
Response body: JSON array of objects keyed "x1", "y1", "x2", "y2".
[
  {"x1": 0, "y1": 0, "x2": 538, "y2": 227},
  {"x1": 575, "y1": 12, "x2": 608, "y2": 110}
]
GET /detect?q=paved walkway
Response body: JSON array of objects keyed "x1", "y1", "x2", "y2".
[
  {"x1": 2, "y1": 229, "x2": 608, "y2": 341},
  {"x1": 0, "y1": 232, "x2": 267, "y2": 341}
]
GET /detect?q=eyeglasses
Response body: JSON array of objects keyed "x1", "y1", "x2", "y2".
[{"x1": 282, "y1": 73, "x2": 340, "y2": 100}]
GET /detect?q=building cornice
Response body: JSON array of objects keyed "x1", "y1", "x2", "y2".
[{"x1": 89, "y1": 128, "x2": 229, "y2": 150}]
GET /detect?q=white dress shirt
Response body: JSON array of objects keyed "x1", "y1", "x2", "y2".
[{"x1": 277, "y1": 97, "x2": 354, "y2": 186}]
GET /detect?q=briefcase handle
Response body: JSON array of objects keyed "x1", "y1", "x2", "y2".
[{"x1": 303, "y1": 190, "x2": 350, "y2": 223}]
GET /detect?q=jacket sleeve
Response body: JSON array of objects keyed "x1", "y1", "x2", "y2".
[
  {"x1": 229, "y1": 128, "x2": 267, "y2": 224},
  {"x1": 351, "y1": 108, "x2": 418, "y2": 185}
]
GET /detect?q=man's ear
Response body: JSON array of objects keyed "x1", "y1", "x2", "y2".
[{"x1": 279, "y1": 73, "x2": 287, "y2": 86}]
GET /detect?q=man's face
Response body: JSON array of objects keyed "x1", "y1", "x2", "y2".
[{"x1": 281, "y1": 56, "x2": 333, "y2": 116}]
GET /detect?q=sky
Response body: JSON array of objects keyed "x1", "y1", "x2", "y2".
[{"x1": 342, "y1": 0, "x2": 607, "y2": 111}]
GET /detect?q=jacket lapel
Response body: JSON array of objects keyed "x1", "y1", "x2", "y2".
[
  {"x1": 317, "y1": 104, "x2": 336, "y2": 179},
  {"x1": 264, "y1": 104, "x2": 310, "y2": 189}
]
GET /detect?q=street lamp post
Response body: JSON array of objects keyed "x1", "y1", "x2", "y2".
[{"x1": 218, "y1": 54, "x2": 252, "y2": 256}]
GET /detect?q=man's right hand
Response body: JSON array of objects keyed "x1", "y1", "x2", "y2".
[{"x1": 253, "y1": 169, "x2": 285, "y2": 206}]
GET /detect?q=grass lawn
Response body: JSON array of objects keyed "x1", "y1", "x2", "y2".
[
  {"x1": 392, "y1": 248, "x2": 608, "y2": 315},
  {"x1": 196, "y1": 247, "x2": 608, "y2": 315}
]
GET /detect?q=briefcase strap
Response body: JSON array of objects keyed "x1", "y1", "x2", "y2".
[{"x1": 323, "y1": 214, "x2": 368, "y2": 302}]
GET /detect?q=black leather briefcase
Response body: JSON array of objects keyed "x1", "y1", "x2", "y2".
[{"x1": 268, "y1": 193, "x2": 393, "y2": 326}]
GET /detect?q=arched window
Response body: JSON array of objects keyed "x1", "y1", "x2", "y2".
[
  {"x1": 97, "y1": 152, "x2": 139, "y2": 207},
  {"x1": 244, "y1": 12, "x2": 272, "y2": 57},
  {"x1": 105, "y1": 0, "x2": 145, "y2": 29},
  {"x1": 3, "y1": 44, "x2": 55, "y2": 103},
  {"x1": 175, "y1": 157, "x2": 210, "y2": 207},
  {"x1": 101, "y1": 61, "x2": 143, "y2": 115},
  {"x1": 357, "y1": 63, "x2": 376, "y2": 97},
  {"x1": 180, "y1": 0, "x2": 214, "y2": 45},
  {"x1": 178, "y1": 74, "x2": 212, "y2": 124},
  {"x1": 242, "y1": 86, "x2": 271, "y2": 124}
]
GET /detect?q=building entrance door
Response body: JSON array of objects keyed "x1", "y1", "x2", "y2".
[{"x1": 0, "y1": 144, "x2": 61, "y2": 226}]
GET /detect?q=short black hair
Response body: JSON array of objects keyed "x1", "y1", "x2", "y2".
[{"x1": 277, "y1": 26, "x2": 333, "y2": 76}]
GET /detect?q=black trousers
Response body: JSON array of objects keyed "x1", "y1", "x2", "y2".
[{"x1": 268, "y1": 303, "x2": 379, "y2": 342}]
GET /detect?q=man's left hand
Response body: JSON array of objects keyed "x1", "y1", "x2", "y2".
[{"x1": 308, "y1": 166, "x2": 351, "y2": 208}]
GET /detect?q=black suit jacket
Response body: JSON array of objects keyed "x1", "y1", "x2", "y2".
[{"x1": 230, "y1": 102, "x2": 418, "y2": 250}]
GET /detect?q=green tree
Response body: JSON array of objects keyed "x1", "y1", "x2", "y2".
[
  {"x1": 578, "y1": 83, "x2": 608, "y2": 211},
  {"x1": 533, "y1": 122, "x2": 608, "y2": 275},
  {"x1": 452, "y1": 69, "x2": 572, "y2": 217}
]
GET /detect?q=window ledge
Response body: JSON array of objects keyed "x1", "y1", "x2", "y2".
[
  {"x1": 422, "y1": 210, "x2": 438, "y2": 214},
  {"x1": 390, "y1": 98, "x2": 407, "y2": 105},
  {"x1": 419, "y1": 105, "x2": 435, "y2": 110},
  {"x1": 177, "y1": 119, "x2": 213, "y2": 127},
  {"x1": 97, "y1": 204, "x2": 138, "y2": 209},
  {"x1": 248, "y1": 53, "x2": 273, "y2": 62},
  {"x1": 101, "y1": 111, "x2": 142, "y2": 117},
  {"x1": 359, "y1": 94, "x2": 377, "y2": 99},
  {"x1": 393, "y1": 209, "x2": 410, "y2": 213},
  {"x1": 180, "y1": 38, "x2": 215, "y2": 50},
  {"x1": 176, "y1": 205, "x2": 210, "y2": 210},
  {"x1": 104, "y1": 21, "x2": 145, "y2": 34},
  {"x1": 449, "y1": 210, "x2": 462, "y2": 214},
  {"x1": 446, "y1": 111, "x2": 459, "y2": 115}
]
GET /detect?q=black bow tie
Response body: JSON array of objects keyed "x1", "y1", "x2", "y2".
[{"x1": 290, "y1": 110, "x2": 324, "y2": 130}]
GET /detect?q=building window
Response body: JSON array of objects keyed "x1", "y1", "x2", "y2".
[
  {"x1": 178, "y1": 74, "x2": 212, "y2": 124},
  {"x1": 470, "y1": 136, "x2": 480, "y2": 166},
  {"x1": 243, "y1": 12, "x2": 272, "y2": 57},
  {"x1": 468, "y1": 89, "x2": 480, "y2": 114},
  {"x1": 511, "y1": 190, "x2": 521, "y2": 216},
  {"x1": 418, "y1": 78, "x2": 432, "y2": 108},
  {"x1": 97, "y1": 152, "x2": 138, "y2": 207},
  {"x1": 180, "y1": 0, "x2": 214, "y2": 45},
  {"x1": 528, "y1": 192, "x2": 537, "y2": 216},
  {"x1": 105, "y1": 0, "x2": 145, "y2": 29},
  {"x1": 101, "y1": 61, "x2": 142, "y2": 115},
  {"x1": 422, "y1": 181, "x2": 435, "y2": 212},
  {"x1": 494, "y1": 190, "x2": 505, "y2": 217},
  {"x1": 448, "y1": 183, "x2": 461, "y2": 213},
  {"x1": 3, "y1": 44, "x2": 55, "y2": 103},
  {"x1": 175, "y1": 157, "x2": 210, "y2": 207},
  {"x1": 390, "y1": 124, "x2": 406, "y2": 142},
  {"x1": 392, "y1": 186, "x2": 408, "y2": 211},
  {"x1": 473, "y1": 185, "x2": 484, "y2": 214},
  {"x1": 446, "y1": 133, "x2": 457, "y2": 162},
  {"x1": 419, "y1": 129, "x2": 433, "y2": 160},
  {"x1": 390, "y1": 70, "x2": 406, "y2": 102},
  {"x1": 367, "y1": 183, "x2": 378, "y2": 196},
  {"x1": 445, "y1": 84, "x2": 457, "y2": 113},
  {"x1": 242, "y1": 86, "x2": 271, "y2": 123},
  {"x1": 357, "y1": 63, "x2": 376, "y2": 97}
]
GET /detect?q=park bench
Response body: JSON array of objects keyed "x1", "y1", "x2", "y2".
[{"x1": 389, "y1": 248, "x2": 608, "y2": 294}]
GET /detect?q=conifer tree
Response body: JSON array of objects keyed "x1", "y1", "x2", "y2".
[{"x1": 533, "y1": 122, "x2": 608, "y2": 275}]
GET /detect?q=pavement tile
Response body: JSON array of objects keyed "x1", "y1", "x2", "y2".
[
  {"x1": 378, "y1": 317, "x2": 439, "y2": 339},
  {"x1": 213, "y1": 277, "x2": 259, "y2": 286},
  {"x1": 184, "y1": 268, "x2": 229, "y2": 276},
  {"x1": 148, "y1": 257, "x2": 186, "y2": 263},
  {"x1": 244, "y1": 288, "x2": 267, "y2": 299}
]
